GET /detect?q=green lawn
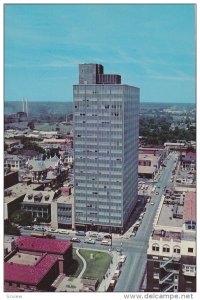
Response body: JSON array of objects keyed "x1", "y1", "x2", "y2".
[{"x1": 79, "y1": 250, "x2": 112, "y2": 282}]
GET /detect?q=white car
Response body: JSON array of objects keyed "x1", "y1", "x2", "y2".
[
  {"x1": 58, "y1": 229, "x2": 69, "y2": 234},
  {"x1": 150, "y1": 202, "x2": 155, "y2": 205},
  {"x1": 48, "y1": 228, "x2": 58, "y2": 233},
  {"x1": 119, "y1": 255, "x2": 127, "y2": 263}
]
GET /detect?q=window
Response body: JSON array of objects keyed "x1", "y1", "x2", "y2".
[
  {"x1": 153, "y1": 272, "x2": 159, "y2": 279},
  {"x1": 188, "y1": 248, "x2": 193, "y2": 253},
  {"x1": 163, "y1": 245, "x2": 170, "y2": 253},
  {"x1": 173, "y1": 246, "x2": 181, "y2": 254},
  {"x1": 152, "y1": 243, "x2": 159, "y2": 252}
]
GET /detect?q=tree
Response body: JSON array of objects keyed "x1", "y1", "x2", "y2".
[
  {"x1": 10, "y1": 209, "x2": 34, "y2": 226},
  {"x1": 4, "y1": 220, "x2": 20, "y2": 236},
  {"x1": 23, "y1": 141, "x2": 45, "y2": 154}
]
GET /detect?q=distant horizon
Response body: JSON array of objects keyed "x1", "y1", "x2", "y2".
[{"x1": 4, "y1": 99, "x2": 196, "y2": 104}]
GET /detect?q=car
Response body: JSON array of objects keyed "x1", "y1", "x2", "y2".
[
  {"x1": 76, "y1": 231, "x2": 86, "y2": 236},
  {"x1": 116, "y1": 247, "x2": 121, "y2": 252},
  {"x1": 104, "y1": 234, "x2": 112, "y2": 239},
  {"x1": 130, "y1": 232, "x2": 136, "y2": 237},
  {"x1": 89, "y1": 232, "x2": 98, "y2": 238},
  {"x1": 58, "y1": 229, "x2": 69, "y2": 234},
  {"x1": 34, "y1": 227, "x2": 46, "y2": 232},
  {"x1": 23, "y1": 225, "x2": 33, "y2": 230},
  {"x1": 48, "y1": 228, "x2": 58, "y2": 233},
  {"x1": 84, "y1": 238, "x2": 95, "y2": 244},
  {"x1": 136, "y1": 220, "x2": 141, "y2": 226},
  {"x1": 101, "y1": 240, "x2": 111, "y2": 246},
  {"x1": 132, "y1": 226, "x2": 138, "y2": 232},
  {"x1": 156, "y1": 192, "x2": 159, "y2": 195},
  {"x1": 138, "y1": 216, "x2": 143, "y2": 221},
  {"x1": 119, "y1": 255, "x2": 127, "y2": 263},
  {"x1": 146, "y1": 198, "x2": 150, "y2": 203},
  {"x1": 71, "y1": 237, "x2": 81, "y2": 243},
  {"x1": 150, "y1": 202, "x2": 155, "y2": 205},
  {"x1": 96, "y1": 236, "x2": 103, "y2": 241}
]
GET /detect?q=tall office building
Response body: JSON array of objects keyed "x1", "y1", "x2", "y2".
[{"x1": 73, "y1": 64, "x2": 140, "y2": 233}]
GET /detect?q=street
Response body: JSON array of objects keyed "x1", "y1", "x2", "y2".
[
  {"x1": 20, "y1": 152, "x2": 179, "y2": 292},
  {"x1": 114, "y1": 151, "x2": 179, "y2": 292}
]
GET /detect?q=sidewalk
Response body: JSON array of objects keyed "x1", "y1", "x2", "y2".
[{"x1": 97, "y1": 250, "x2": 121, "y2": 292}]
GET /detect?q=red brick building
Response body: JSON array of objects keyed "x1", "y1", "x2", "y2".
[{"x1": 4, "y1": 236, "x2": 72, "y2": 292}]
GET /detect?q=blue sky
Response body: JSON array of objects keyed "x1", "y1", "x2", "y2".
[{"x1": 4, "y1": 4, "x2": 195, "y2": 103}]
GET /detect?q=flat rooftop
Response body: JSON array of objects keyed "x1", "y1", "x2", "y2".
[
  {"x1": 23, "y1": 190, "x2": 55, "y2": 204},
  {"x1": 152, "y1": 230, "x2": 181, "y2": 242},
  {"x1": 157, "y1": 203, "x2": 183, "y2": 228},
  {"x1": 138, "y1": 165, "x2": 156, "y2": 174},
  {"x1": 55, "y1": 194, "x2": 74, "y2": 204},
  {"x1": 8, "y1": 252, "x2": 42, "y2": 266},
  {"x1": 183, "y1": 192, "x2": 196, "y2": 222},
  {"x1": 4, "y1": 183, "x2": 42, "y2": 204}
]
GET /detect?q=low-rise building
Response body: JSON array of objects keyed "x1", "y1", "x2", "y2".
[
  {"x1": 181, "y1": 151, "x2": 196, "y2": 171},
  {"x1": 21, "y1": 190, "x2": 56, "y2": 221},
  {"x1": 4, "y1": 236, "x2": 72, "y2": 292},
  {"x1": 4, "y1": 182, "x2": 42, "y2": 220},
  {"x1": 51, "y1": 189, "x2": 75, "y2": 229},
  {"x1": 147, "y1": 191, "x2": 196, "y2": 292},
  {"x1": 4, "y1": 154, "x2": 27, "y2": 171},
  {"x1": 4, "y1": 170, "x2": 18, "y2": 189},
  {"x1": 138, "y1": 154, "x2": 162, "y2": 179}
]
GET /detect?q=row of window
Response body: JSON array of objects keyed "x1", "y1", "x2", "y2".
[
  {"x1": 152, "y1": 244, "x2": 194, "y2": 254},
  {"x1": 152, "y1": 244, "x2": 181, "y2": 253}
]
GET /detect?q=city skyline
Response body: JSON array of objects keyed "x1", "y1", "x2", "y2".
[{"x1": 4, "y1": 4, "x2": 195, "y2": 103}]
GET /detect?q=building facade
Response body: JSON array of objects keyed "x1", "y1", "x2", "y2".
[
  {"x1": 146, "y1": 192, "x2": 196, "y2": 292},
  {"x1": 74, "y1": 64, "x2": 139, "y2": 232}
]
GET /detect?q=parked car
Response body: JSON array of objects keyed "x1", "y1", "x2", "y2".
[
  {"x1": 135, "y1": 220, "x2": 141, "y2": 226},
  {"x1": 96, "y1": 236, "x2": 103, "y2": 241},
  {"x1": 119, "y1": 255, "x2": 127, "y2": 263},
  {"x1": 130, "y1": 232, "x2": 136, "y2": 237},
  {"x1": 58, "y1": 229, "x2": 69, "y2": 234},
  {"x1": 104, "y1": 234, "x2": 112, "y2": 239},
  {"x1": 76, "y1": 231, "x2": 86, "y2": 236},
  {"x1": 71, "y1": 237, "x2": 81, "y2": 243},
  {"x1": 48, "y1": 228, "x2": 58, "y2": 233},
  {"x1": 34, "y1": 227, "x2": 46, "y2": 232},
  {"x1": 23, "y1": 225, "x2": 33, "y2": 230},
  {"x1": 89, "y1": 232, "x2": 98, "y2": 238}
]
